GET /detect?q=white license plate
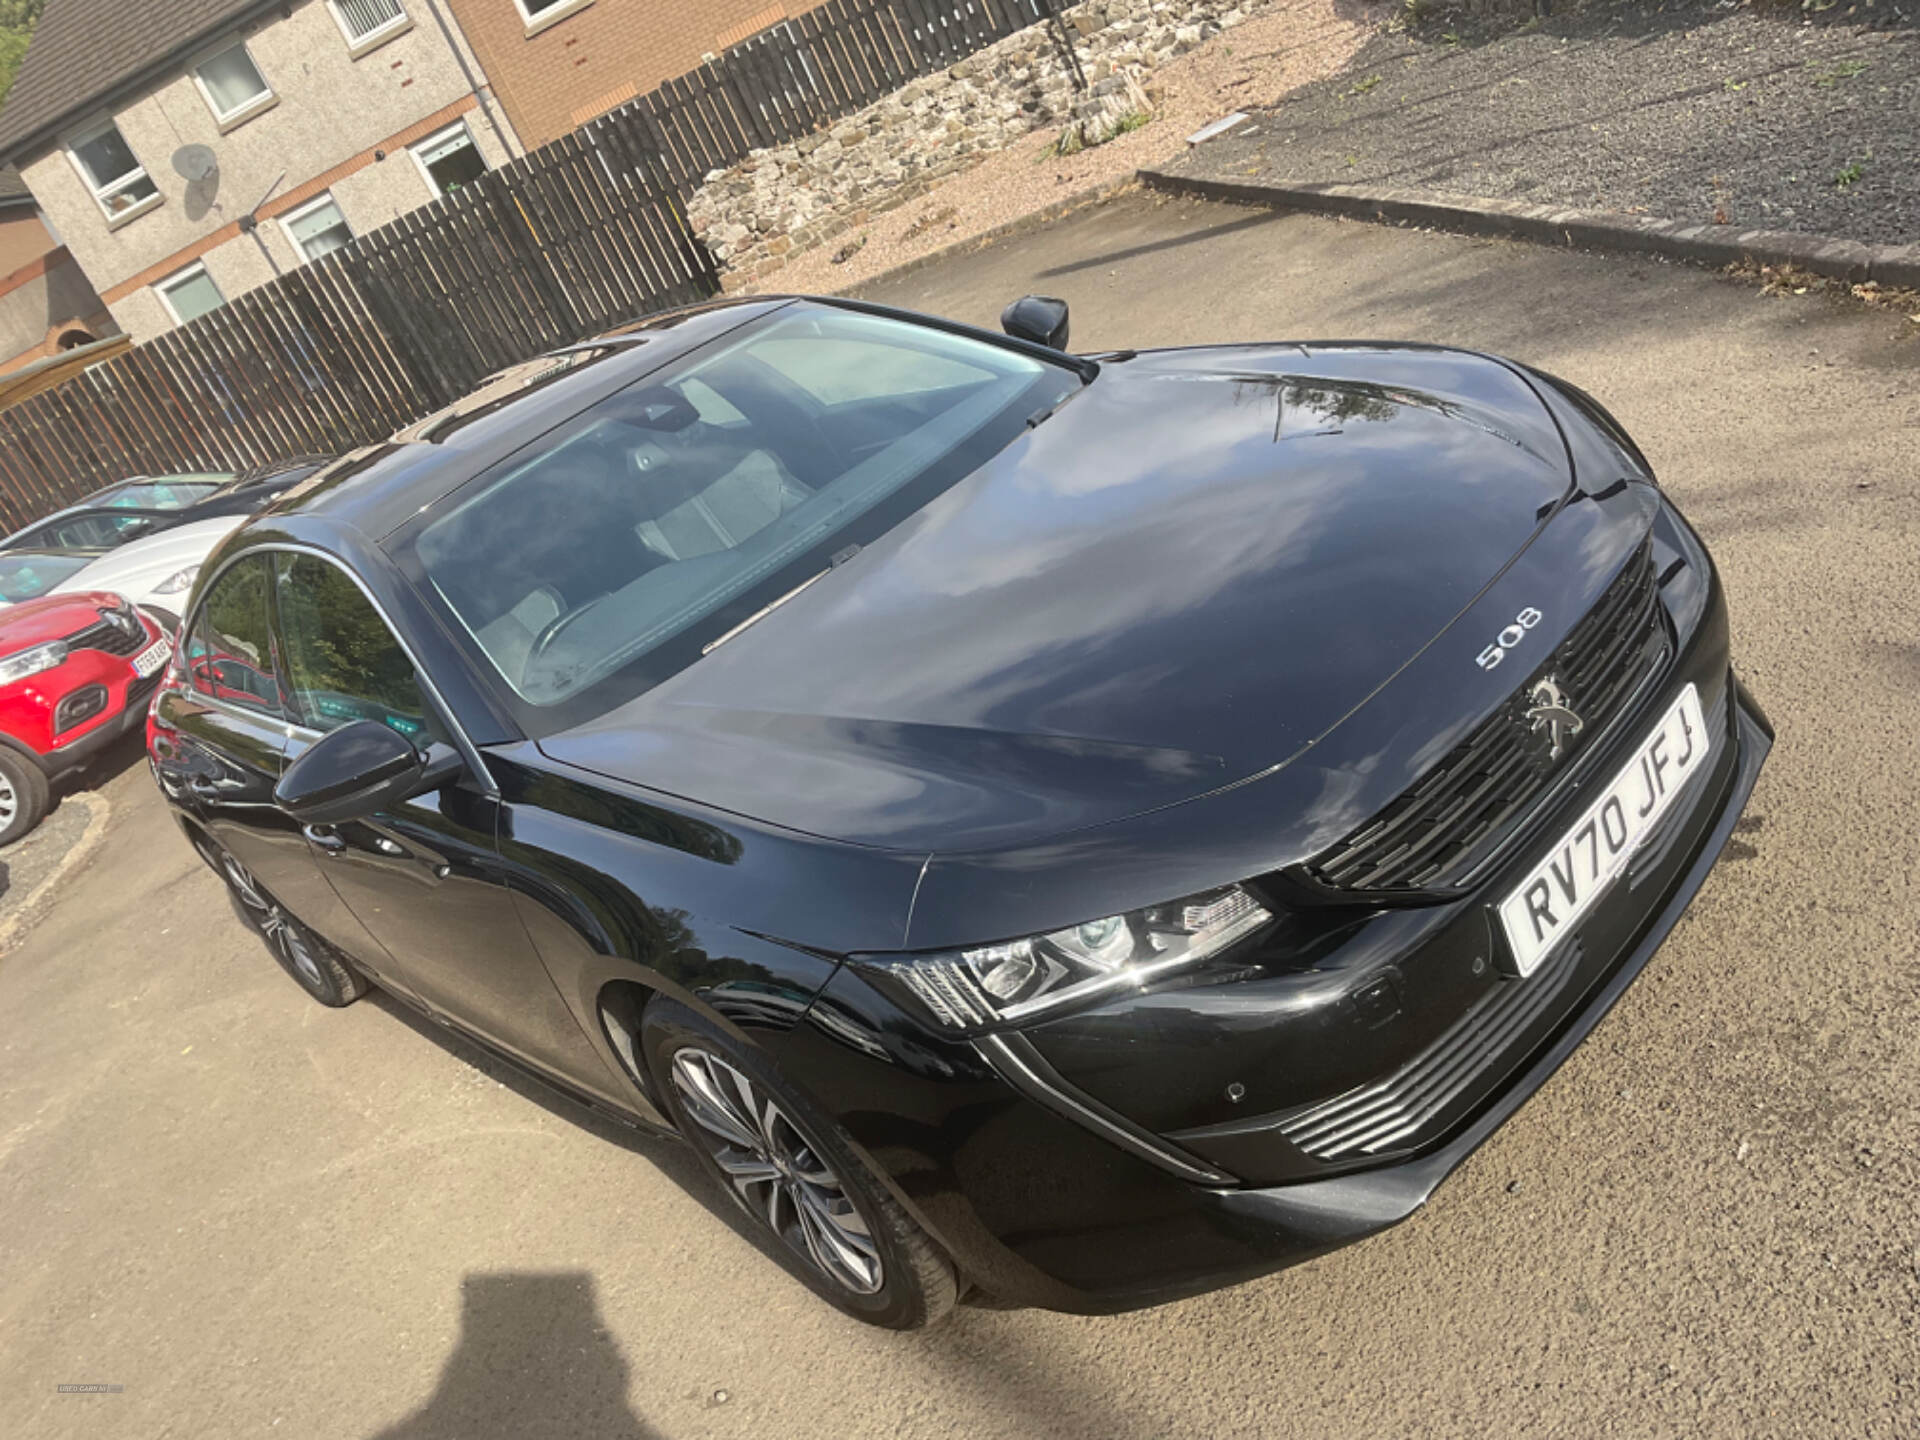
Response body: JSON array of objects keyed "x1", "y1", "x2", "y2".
[
  {"x1": 132, "y1": 635, "x2": 172, "y2": 679},
  {"x1": 1498, "y1": 683, "x2": 1709, "y2": 976}
]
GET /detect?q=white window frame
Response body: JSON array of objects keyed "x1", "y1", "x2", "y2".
[
  {"x1": 512, "y1": 0, "x2": 594, "y2": 36},
  {"x1": 278, "y1": 191, "x2": 354, "y2": 262},
  {"x1": 64, "y1": 119, "x2": 161, "y2": 225},
  {"x1": 408, "y1": 119, "x2": 484, "y2": 197},
  {"x1": 155, "y1": 261, "x2": 225, "y2": 326},
  {"x1": 326, "y1": 0, "x2": 411, "y2": 53},
  {"x1": 190, "y1": 40, "x2": 276, "y2": 128}
]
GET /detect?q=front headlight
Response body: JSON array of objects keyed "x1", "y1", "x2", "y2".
[
  {"x1": 151, "y1": 565, "x2": 199, "y2": 596},
  {"x1": 0, "y1": 640, "x2": 69, "y2": 685},
  {"x1": 865, "y1": 884, "x2": 1272, "y2": 1032}
]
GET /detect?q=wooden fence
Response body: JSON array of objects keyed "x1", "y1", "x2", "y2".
[{"x1": 0, "y1": 0, "x2": 1070, "y2": 531}]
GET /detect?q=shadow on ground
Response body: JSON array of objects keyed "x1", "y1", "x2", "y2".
[{"x1": 369, "y1": 1272, "x2": 658, "y2": 1439}]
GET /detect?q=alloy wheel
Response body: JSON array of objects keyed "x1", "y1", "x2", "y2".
[
  {"x1": 219, "y1": 851, "x2": 325, "y2": 989},
  {"x1": 0, "y1": 771, "x2": 15, "y2": 828},
  {"x1": 669, "y1": 1047, "x2": 884, "y2": 1296}
]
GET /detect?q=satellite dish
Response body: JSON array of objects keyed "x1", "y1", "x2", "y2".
[{"x1": 171, "y1": 144, "x2": 218, "y2": 183}]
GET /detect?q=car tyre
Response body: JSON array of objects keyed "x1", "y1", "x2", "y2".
[
  {"x1": 640, "y1": 996, "x2": 957, "y2": 1330},
  {"x1": 0, "y1": 747, "x2": 50, "y2": 846},
  {"x1": 194, "y1": 833, "x2": 367, "y2": 1007}
]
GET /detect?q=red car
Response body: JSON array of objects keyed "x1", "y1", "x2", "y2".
[{"x1": 0, "y1": 591, "x2": 171, "y2": 843}]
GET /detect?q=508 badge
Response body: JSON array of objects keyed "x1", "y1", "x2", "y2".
[{"x1": 1476, "y1": 607, "x2": 1544, "y2": 670}]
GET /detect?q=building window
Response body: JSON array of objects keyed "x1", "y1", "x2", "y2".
[
  {"x1": 514, "y1": 0, "x2": 589, "y2": 28},
  {"x1": 329, "y1": 0, "x2": 409, "y2": 48},
  {"x1": 156, "y1": 262, "x2": 225, "y2": 325},
  {"x1": 67, "y1": 122, "x2": 160, "y2": 222},
  {"x1": 281, "y1": 192, "x2": 354, "y2": 261},
  {"x1": 410, "y1": 121, "x2": 487, "y2": 197},
  {"x1": 193, "y1": 43, "x2": 274, "y2": 125}
]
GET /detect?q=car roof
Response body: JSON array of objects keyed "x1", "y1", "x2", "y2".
[{"x1": 263, "y1": 297, "x2": 794, "y2": 543}]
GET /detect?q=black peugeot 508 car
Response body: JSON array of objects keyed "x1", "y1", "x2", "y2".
[{"x1": 149, "y1": 295, "x2": 1769, "y2": 1328}]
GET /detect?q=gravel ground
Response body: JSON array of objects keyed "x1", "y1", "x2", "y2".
[
  {"x1": 1163, "y1": 0, "x2": 1920, "y2": 245},
  {"x1": 748, "y1": 0, "x2": 1381, "y2": 297}
]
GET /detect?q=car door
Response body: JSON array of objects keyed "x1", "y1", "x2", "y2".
[
  {"x1": 271, "y1": 552, "x2": 611, "y2": 1083},
  {"x1": 154, "y1": 553, "x2": 374, "y2": 949}
]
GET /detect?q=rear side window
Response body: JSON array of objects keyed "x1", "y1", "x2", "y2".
[
  {"x1": 274, "y1": 555, "x2": 438, "y2": 743},
  {"x1": 188, "y1": 555, "x2": 280, "y2": 714}
]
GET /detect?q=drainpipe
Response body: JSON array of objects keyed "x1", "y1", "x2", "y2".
[
  {"x1": 238, "y1": 170, "x2": 287, "y2": 276},
  {"x1": 418, "y1": 0, "x2": 520, "y2": 158}
]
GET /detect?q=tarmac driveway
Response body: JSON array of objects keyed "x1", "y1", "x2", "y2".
[{"x1": 2, "y1": 195, "x2": 1916, "y2": 1439}]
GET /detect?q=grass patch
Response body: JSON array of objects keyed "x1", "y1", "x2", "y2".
[{"x1": 1833, "y1": 151, "x2": 1870, "y2": 189}]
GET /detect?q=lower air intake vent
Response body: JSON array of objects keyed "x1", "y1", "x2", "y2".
[{"x1": 1275, "y1": 938, "x2": 1584, "y2": 1162}]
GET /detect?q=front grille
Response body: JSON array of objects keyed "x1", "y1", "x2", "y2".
[
  {"x1": 1306, "y1": 543, "x2": 1667, "y2": 894},
  {"x1": 64, "y1": 613, "x2": 147, "y2": 657},
  {"x1": 1276, "y1": 938, "x2": 1585, "y2": 1162}
]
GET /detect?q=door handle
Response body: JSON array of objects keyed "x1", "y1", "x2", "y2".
[{"x1": 303, "y1": 823, "x2": 348, "y2": 856}]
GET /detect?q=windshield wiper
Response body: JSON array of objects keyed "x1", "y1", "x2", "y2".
[{"x1": 701, "y1": 568, "x2": 832, "y2": 656}]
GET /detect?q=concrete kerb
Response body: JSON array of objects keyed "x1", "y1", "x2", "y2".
[
  {"x1": 0, "y1": 791, "x2": 111, "y2": 957},
  {"x1": 1134, "y1": 170, "x2": 1920, "y2": 290}
]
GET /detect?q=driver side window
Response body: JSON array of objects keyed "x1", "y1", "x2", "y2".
[{"x1": 273, "y1": 555, "x2": 441, "y2": 744}]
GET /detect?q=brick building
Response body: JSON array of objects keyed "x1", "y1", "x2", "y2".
[
  {"x1": 0, "y1": 165, "x2": 117, "y2": 374},
  {"x1": 439, "y1": 0, "x2": 828, "y2": 148}
]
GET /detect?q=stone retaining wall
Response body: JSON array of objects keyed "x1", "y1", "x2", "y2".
[{"x1": 687, "y1": 0, "x2": 1270, "y2": 284}]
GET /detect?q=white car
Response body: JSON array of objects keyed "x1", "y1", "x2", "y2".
[{"x1": 48, "y1": 515, "x2": 245, "y2": 625}]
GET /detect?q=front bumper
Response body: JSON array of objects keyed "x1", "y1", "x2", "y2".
[
  {"x1": 785, "y1": 677, "x2": 1769, "y2": 1312},
  {"x1": 41, "y1": 671, "x2": 162, "y2": 774},
  {"x1": 6, "y1": 621, "x2": 166, "y2": 778},
  {"x1": 1200, "y1": 682, "x2": 1770, "y2": 1285}
]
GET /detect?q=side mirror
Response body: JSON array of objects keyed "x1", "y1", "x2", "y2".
[
  {"x1": 1000, "y1": 295, "x2": 1070, "y2": 351},
  {"x1": 274, "y1": 719, "x2": 462, "y2": 825}
]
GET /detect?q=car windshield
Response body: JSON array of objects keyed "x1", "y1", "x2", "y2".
[
  {"x1": 414, "y1": 307, "x2": 1078, "y2": 719},
  {"x1": 20, "y1": 509, "x2": 167, "y2": 551},
  {"x1": 0, "y1": 552, "x2": 92, "y2": 602},
  {"x1": 94, "y1": 476, "x2": 230, "y2": 509}
]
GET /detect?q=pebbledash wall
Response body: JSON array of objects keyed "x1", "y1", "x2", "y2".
[
  {"x1": 15, "y1": 0, "x2": 521, "y2": 344},
  {"x1": 687, "y1": 0, "x2": 1267, "y2": 283}
]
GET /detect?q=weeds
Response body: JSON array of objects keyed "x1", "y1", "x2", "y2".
[
  {"x1": 1386, "y1": 0, "x2": 1428, "y2": 33},
  {"x1": 900, "y1": 206, "x2": 957, "y2": 242},
  {"x1": 1833, "y1": 151, "x2": 1870, "y2": 188},
  {"x1": 1727, "y1": 259, "x2": 1920, "y2": 323},
  {"x1": 1809, "y1": 58, "x2": 1870, "y2": 85},
  {"x1": 1050, "y1": 110, "x2": 1151, "y2": 160}
]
